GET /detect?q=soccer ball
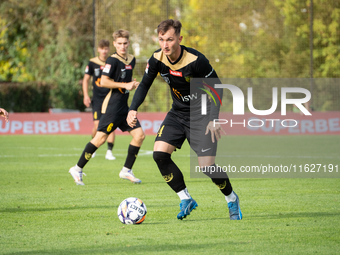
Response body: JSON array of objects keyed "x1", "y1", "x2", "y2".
[{"x1": 117, "y1": 197, "x2": 147, "y2": 225}]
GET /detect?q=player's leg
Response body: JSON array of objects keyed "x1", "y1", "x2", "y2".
[
  {"x1": 119, "y1": 125, "x2": 145, "y2": 183},
  {"x1": 91, "y1": 120, "x2": 100, "y2": 158},
  {"x1": 153, "y1": 114, "x2": 197, "y2": 219},
  {"x1": 91, "y1": 120, "x2": 98, "y2": 138},
  {"x1": 69, "y1": 131, "x2": 108, "y2": 185},
  {"x1": 105, "y1": 131, "x2": 116, "y2": 160},
  {"x1": 153, "y1": 141, "x2": 185, "y2": 193},
  {"x1": 91, "y1": 98, "x2": 101, "y2": 158},
  {"x1": 196, "y1": 145, "x2": 242, "y2": 220},
  {"x1": 153, "y1": 141, "x2": 198, "y2": 220},
  {"x1": 191, "y1": 115, "x2": 242, "y2": 220}
]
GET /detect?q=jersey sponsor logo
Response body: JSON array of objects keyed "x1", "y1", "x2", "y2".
[
  {"x1": 100, "y1": 65, "x2": 104, "y2": 70},
  {"x1": 95, "y1": 78, "x2": 101, "y2": 87},
  {"x1": 163, "y1": 173, "x2": 173, "y2": 182},
  {"x1": 85, "y1": 65, "x2": 89, "y2": 73},
  {"x1": 169, "y1": 69, "x2": 182, "y2": 77},
  {"x1": 172, "y1": 88, "x2": 198, "y2": 102},
  {"x1": 181, "y1": 93, "x2": 198, "y2": 102},
  {"x1": 172, "y1": 88, "x2": 181, "y2": 99},
  {"x1": 103, "y1": 64, "x2": 111, "y2": 73},
  {"x1": 125, "y1": 65, "x2": 132, "y2": 70}
]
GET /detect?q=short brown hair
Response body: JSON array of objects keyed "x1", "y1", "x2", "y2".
[
  {"x1": 157, "y1": 19, "x2": 182, "y2": 35},
  {"x1": 112, "y1": 29, "x2": 130, "y2": 41},
  {"x1": 98, "y1": 39, "x2": 110, "y2": 48}
]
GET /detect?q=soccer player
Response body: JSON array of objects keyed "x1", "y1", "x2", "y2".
[
  {"x1": 127, "y1": 19, "x2": 242, "y2": 220},
  {"x1": 69, "y1": 29, "x2": 145, "y2": 185},
  {"x1": 82, "y1": 39, "x2": 116, "y2": 160},
  {"x1": 0, "y1": 108, "x2": 9, "y2": 122}
]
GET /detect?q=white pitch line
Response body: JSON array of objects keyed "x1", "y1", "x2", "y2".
[
  {"x1": 0, "y1": 149, "x2": 338, "y2": 159},
  {"x1": 176, "y1": 154, "x2": 340, "y2": 159},
  {"x1": 0, "y1": 150, "x2": 154, "y2": 158}
]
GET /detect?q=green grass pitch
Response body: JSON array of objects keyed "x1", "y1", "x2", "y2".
[{"x1": 0, "y1": 134, "x2": 339, "y2": 254}]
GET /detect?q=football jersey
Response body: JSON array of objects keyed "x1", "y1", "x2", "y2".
[
  {"x1": 130, "y1": 45, "x2": 221, "y2": 119},
  {"x1": 85, "y1": 56, "x2": 110, "y2": 99},
  {"x1": 101, "y1": 53, "x2": 136, "y2": 114}
]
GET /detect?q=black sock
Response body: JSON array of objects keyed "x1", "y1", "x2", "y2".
[
  {"x1": 107, "y1": 142, "x2": 114, "y2": 151},
  {"x1": 124, "y1": 144, "x2": 140, "y2": 169},
  {"x1": 77, "y1": 142, "x2": 97, "y2": 168},
  {"x1": 206, "y1": 164, "x2": 233, "y2": 196},
  {"x1": 153, "y1": 151, "x2": 186, "y2": 193}
]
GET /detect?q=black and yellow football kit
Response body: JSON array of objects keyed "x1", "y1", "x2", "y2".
[
  {"x1": 130, "y1": 45, "x2": 232, "y2": 197},
  {"x1": 98, "y1": 53, "x2": 141, "y2": 134},
  {"x1": 85, "y1": 57, "x2": 110, "y2": 121},
  {"x1": 130, "y1": 45, "x2": 222, "y2": 156}
]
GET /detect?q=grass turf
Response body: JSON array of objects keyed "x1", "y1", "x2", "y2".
[{"x1": 0, "y1": 134, "x2": 339, "y2": 254}]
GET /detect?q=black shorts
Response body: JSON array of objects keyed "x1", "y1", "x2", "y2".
[
  {"x1": 91, "y1": 97, "x2": 105, "y2": 121},
  {"x1": 155, "y1": 111, "x2": 217, "y2": 157},
  {"x1": 97, "y1": 111, "x2": 141, "y2": 134}
]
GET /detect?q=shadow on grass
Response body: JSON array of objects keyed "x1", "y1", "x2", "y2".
[
  {"x1": 3, "y1": 241, "x2": 249, "y2": 255},
  {"x1": 248, "y1": 211, "x2": 340, "y2": 219},
  {"x1": 0, "y1": 202, "x2": 180, "y2": 214},
  {"x1": 0, "y1": 205, "x2": 114, "y2": 214}
]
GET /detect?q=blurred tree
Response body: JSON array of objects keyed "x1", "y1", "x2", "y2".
[
  {"x1": 178, "y1": 0, "x2": 339, "y2": 78},
  {"x1": 0, "y1": 0, "x2": 93, "y2": 109},
  {"x1": 0, "y1": 0, "x2": 338, "y2": 112}
]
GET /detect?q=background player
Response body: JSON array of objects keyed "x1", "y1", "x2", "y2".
[
  {"x1": 127, "y1": 19, "x2": 242, "y2": 220},
  {"x1": 69, "y1": 30, "x2": 145, "y2": 185},
  {"x1": 82, "y1": 39, "x2": 116, "y2": 160}
]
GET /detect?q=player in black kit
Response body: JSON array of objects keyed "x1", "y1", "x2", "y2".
[
  {"x1": 82, "y1": 39, "x2": 116, "y2": 160},
  {"x1": 127, "y1": 20, "x2": 242, "y2": 220},
  {"x1": 69, "y1": 30, "x2": 145, "y2": 185}
]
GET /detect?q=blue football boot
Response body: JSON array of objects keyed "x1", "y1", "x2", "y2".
[
  {"x1": 228, "y1": 192, "x2": 242, "y2": 220},
  {"x1": 177, "y1": 198, "x2": 198, "y2": 220}
]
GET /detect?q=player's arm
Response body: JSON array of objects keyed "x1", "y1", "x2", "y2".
[
  {"x1": 82, "y1": 73, "x2": 91, "y2": 107},
  {"x1": 127, "y1": 57, "x2": 159, "y2": 127},
  {"x1": 204, "y1": 72, "x2": 225, "y2": 143},
  {"x1": 100, "y1": 75, "x2": 139, "y2": 91},
  {"x1": 196, "y1": 55, "x2": 225, "y2": 142},
  {"x1": 100, "y1": 57, "x2": 139, "y2": 90}
]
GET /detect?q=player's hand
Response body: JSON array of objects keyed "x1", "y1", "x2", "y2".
[
  {"x1": 0, "y1": 108, "x2": 9, "y2": 122},
  {"x1": 126, "y1": 79, "x2": 139, "y2": 91},
  {"x1": 127, "y1": 110, "x2": 138, "y2": 128},
  {"x1": 205, "y1": 121, "x2": 225, "y2": 143},
  {"x1": 83, "y1": 95, "x2": 91, "y2": 107}
]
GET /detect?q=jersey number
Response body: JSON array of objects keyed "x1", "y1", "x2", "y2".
[{"x1": 157, "y1": 125, "x2": 165, "y2": 137}]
